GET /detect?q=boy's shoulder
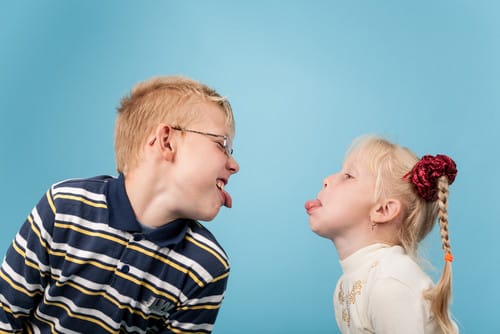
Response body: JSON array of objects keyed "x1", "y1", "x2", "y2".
[
  {"x1": 48, "y1": 175, "x2": 116, "y2": 211},
  {"x1": 52, "y1": 175, "x2": 115, "y2": 191},
  {"x1": 184, "y1": 220, "x2": 230, "y2": 275},
  {"x1": 50, "y1": 175, "x2": 116, "y2": 197}
]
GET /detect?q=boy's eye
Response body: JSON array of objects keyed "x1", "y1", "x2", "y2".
[{"x1": 216, "y1": 141, "x2": 226, "y2": 151}]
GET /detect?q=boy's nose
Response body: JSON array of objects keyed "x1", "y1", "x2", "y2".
[{"x1": 227, "y1": 156, "x2": 240, "y2": 174}]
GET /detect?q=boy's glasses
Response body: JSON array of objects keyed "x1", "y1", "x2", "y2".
[{"x1": 172, "y1": 126, "x2": 233, "y2": 156}]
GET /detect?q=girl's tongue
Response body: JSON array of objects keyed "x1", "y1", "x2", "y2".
[{"x1": 304, "y1": 199, "x2": 322, "y2": 212}]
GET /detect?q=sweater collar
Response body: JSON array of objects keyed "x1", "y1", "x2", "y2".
[
  {"x1": 340, "y1": 243, "x2": 394, "y2": 274},
  {"x1": 106, "y1": 174, "x2": 190, "y2": 247}
]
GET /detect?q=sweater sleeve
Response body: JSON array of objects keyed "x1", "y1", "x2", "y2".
[
  {"x1": 367, "y1": 277, "x2": 430, "y2": 333},
  {"x1": 0, "y1": 189, "x2": 55, "y2": 331}
]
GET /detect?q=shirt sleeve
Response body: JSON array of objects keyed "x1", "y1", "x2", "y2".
[
  {"x1": 0, "y1": 189, "x2": 55, "y2": 331},
  {"x1": 160, "y1": 270, "x2": 230, "y2": 334},
  {"x1": 367, "y1": 277, "x2": 429, "y2": 333}
]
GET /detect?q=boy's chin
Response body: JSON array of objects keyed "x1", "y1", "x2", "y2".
[{"x1": 195, "y1": 208, "x2": 221, "y2": 222}]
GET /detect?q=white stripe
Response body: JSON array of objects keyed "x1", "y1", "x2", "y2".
[
  {"x1": 0, "y1": 289, "x2": 31, "y2": 315},
  {"x1": 55, "y1": 213, "x2": 214, "y2": 284},
  {"x1": 188, "y1": 230, "x2": 228, "y2": 262},
  {"x1": 20, "y1": 212, "x2": 170, "y2": 315},
  {"x1": 0, "y1": 321, "x2": 14, "y2": 331},
  {"x1": 45, "y1": 215, "x2": 187, "y2": 307},
  {"x1": 31, "y1": 324, "x2": 41, "y2": 334},
  {"x1": 43, "y1": 292, "x2": 119, "y2": 330},
  {"x1": 52, "y1": 186, "x2": 107, "y2": 203},
  {"x1": 1, "y1": 261, "x2": 44, "y2": 296},
  {"x1": 126, "y1": 264, "x2": 187, "y2": 302},
  {"x1": 45, "y1": 241, "x2": 187, "y2": 308},
  {"x1": 184, "y1": 294, "x2": 224, "y2": 306},
  {"x1": 31, "y1": 206, "x2": 54, "y2": 247},
  {"x1": 16, "y1": 234, "x2": 52, "y2": 275},
  {"x1": 34, "y1": 307, "x2": 87, "y2": 334},
  {"x1": 55, "y1": 213, "x2": 123, "y2": 236},
  {"x1": 44, "y1": 265, "x2": 158, "y2": 316},
  {"x1": 170, "y1": 319, "x2": 213, "y2": 332},
  {"x1": 165, "y1": 249, "x2": 213, "y2": 283}
]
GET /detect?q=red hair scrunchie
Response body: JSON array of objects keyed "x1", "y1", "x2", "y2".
[{"x1": 403, "y1": 154, "x2": 458, "y2": 201}]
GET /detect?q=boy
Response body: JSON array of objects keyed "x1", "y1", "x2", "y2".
[{"x1": 0, "y1": 76, "x2": 240, "y2": 333}]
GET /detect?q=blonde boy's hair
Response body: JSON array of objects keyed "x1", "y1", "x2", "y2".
[
  {"x1": 347, "y1": 135, "x2": 457, "y2": 334},
  {"x1": 114, "y1": 76, "x2": 234, "y2": 174}
]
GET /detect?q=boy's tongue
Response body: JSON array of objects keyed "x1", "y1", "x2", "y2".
[
  {"x1": 304, "y1": 199, "x2": 322, "y2": 211},
  {"x1": 222, "y1": 189, "x2": 232, "y2": 208}
]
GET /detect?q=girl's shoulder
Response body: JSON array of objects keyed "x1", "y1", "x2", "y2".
[{"x1": 372, "y1": 245, "x2": 433, "y2": 292}]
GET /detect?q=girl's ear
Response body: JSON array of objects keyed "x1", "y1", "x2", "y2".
[{"x1": 370, "y1": 199, "x2": 402, "y2": 224}]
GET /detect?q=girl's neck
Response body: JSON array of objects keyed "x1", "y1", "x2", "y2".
[
  {"x1": 333, "y1": 237, "x2": 378, "y2": 261},
  {"x1": 333, "y1": 232, "x2": 397, "y2": 261}
]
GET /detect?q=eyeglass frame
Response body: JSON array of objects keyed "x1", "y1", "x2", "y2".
[{"x1": 171, "y1": 126, "x2": 233, "y2": 156}]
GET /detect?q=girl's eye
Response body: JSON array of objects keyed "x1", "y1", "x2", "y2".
[{"x1": 344, "y1": 173, "x2": 354, "y2": 179}]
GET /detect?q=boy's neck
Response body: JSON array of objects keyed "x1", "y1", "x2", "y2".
[{"x1": 123, "y1": 169, "x2": 179, "y2": 228}]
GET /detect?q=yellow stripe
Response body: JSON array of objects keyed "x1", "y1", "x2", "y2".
[
  {"x1": 53, "y1": 223, "x2": 203, "y2": 285},
  {"x1": 41, "y1": 299, "x2": 116, "y2": 333},
  {"x1": 27, "y1": 215, "x2": 49, "y2": 250},
  {"x1": 46, "y1": 253, "x2": 180, "y2": 306},
  {"x1": 186, "y1": 236, "x2": 229, "y2": 270},
  {"x1": 48, "y1": 253, "x2": 179, "y2": 304},
  {"x1": 12, "y1": 239, "x2": 26, "y2": 258},
  {"x1": 54, "y1": 222, "x2": 127, "y2": 246},
  {"x1": 53, "y1": 280, "x2": 164, "y2": 321},
  {"x1": 0, "y1": 271, "x2": 42, "y2": 298},
  {"x1": 127, "y1": 244, "x2": 204, "y2": 287},
  {"x1": 50, "y1": 251, "x2": 116, "y2": 272},
  {"x1": 114, "y1": 270, "x2": 179, "y2": 304},
  {"x1": 0, "y1": 302, "x2": 31, "y2": 320},
  {"x1": 12, "y1": 241, "x2": 48, "y2": 277},
  {"x1": 0, "y1": 301, "x2": 20, "y2": 318},
  {"x1": 179, "y1": 304, "x2": 220, "y2": 311},
  {"x1": 33, "y1": 312, "x2": 57, "y2": 333},
  {"x1": 211, "y1": 271, "x2": 229, "y2": 283},
  {"x1": 167, "y1": 326, "x2": 209, "y2": 334},
  {"x1": 55, "y1": 222, "x2": 204, "y2": 287},
  {"x1": 46, "y1": 190, "x2": 56, "y2": 214},
  {"x1": 53, "y1": 194, "x2": 107, "y2": 209}
]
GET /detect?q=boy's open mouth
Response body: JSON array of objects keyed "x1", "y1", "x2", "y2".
[{"x1": 216, "y1": 179, "x2": 232, "y2": 208}]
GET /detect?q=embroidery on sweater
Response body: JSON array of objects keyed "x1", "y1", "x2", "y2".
[
  {"x1": 145, "y1": 296, "x2": 174, "y2": 318},
  {"x1": 338, "y1": 280, "x2": 362, "y2": 327}
]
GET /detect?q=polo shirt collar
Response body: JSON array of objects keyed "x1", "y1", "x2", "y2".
[{"x1": 106, "y1": 174, "x2": 190, "y2": 248}]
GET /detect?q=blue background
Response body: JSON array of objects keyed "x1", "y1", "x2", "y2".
[{"x1": 1, "y1": 1, "x2": 498, "y2": 333}]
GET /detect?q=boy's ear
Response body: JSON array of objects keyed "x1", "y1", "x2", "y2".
[
  {"x1": 153, "y1": 124, "x2": 175, "y2": 161},
  {"x1": 370, "y1": 199, "x2": 402, "y2": 224}
]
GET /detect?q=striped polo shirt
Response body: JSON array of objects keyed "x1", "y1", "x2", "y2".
[{"x1": 0, "y1": 175, "x2": 230, "y2": 333}]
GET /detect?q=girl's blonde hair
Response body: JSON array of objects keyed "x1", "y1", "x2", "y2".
[
  {"x1": 114, "y1": 75, "x2": 234, "y2": 174},
  {"x1": 347, "y1": 135, "x2": 457, "y2": 334}
]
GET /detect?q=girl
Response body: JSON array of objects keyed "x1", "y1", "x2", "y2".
[{"x1": 305, "y1": 135, "x2": 458, "y2": 333}]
